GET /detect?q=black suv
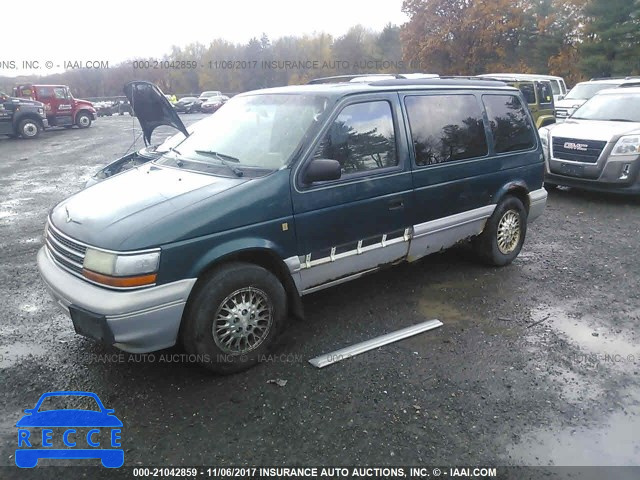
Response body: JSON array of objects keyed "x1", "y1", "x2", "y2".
[{"x1": 0, "y1": 92, "x2": 48, "y2": 139}]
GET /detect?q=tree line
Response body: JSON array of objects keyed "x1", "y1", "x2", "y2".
[{"x1": 1, "y1": 0, "x2": 638, "y2": 98}]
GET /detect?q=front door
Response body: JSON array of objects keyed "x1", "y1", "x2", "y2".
[
  {"x1": 48, "y1": 86, "x2": 74, "y2": 126},
  {"x1": 290, "y1": 93, "x2": 413, "y2": 294}
]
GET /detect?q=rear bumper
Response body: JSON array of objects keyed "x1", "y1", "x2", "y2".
[
  {"x1": 37, "y1": 247, "x2": 196, "y2": 353},
  {"x1": 528, "y1": 188, "x2": 547, "y2": 222}
]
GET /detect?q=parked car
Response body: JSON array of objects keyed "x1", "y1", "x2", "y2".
[
  {"x1": 95, "y1": 101, "x2": 116, "y2": 117},
  {"x1": 477, "y1": 76, "x2": 556, "y2": 128},
  {"x1": 539, "y1": 86, "x2": 640, "y2": 194},
  {"x1": 554, "y1": 78, "x2": 640, "y2": 121},
  {"x1": 13, "y1": 84, "x2": 96, "y2": 128},
  {"x1": 200, "y1": 94, "x2": 229, "y2": 113},
  {"x1": 0, "y1": 91, "x2": 48, "y2": 139},
  {"x1": 479, "y1": 73, "x2": 568, "y2": 103},
  {"x1": 37, "y1": 79, "x2": 547, "y2": 374},
  {"x1": 198, "y1": 90, "x2": 222, "y2": 102},
  {"x1": 174, "y1": 96, "x2": 201, "y2": 113}
]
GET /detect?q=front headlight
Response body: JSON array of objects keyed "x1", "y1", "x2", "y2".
[
  {"x1": 611, "y1": 135, "x2": 640, "y2": 156},
  {"x1": 83, "y1": 248, "x2": 160, "y2": 288}
]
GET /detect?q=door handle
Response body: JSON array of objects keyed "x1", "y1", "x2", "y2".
[{"x1": 388, "y1": 199, "x2": 404, "y2": 210}]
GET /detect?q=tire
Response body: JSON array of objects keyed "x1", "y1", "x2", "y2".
[
  {"x1": 18, "y1": 118, "x2": 42, "y2": 139},
  {"x1": 182, "y1": 262, "x2": 288, "y2": 374},
  {"x1": 473, "y1": 196, "x2": 527, "y2": 266},
  {"x1": 76, "y1": 111, "x2": 92, "y2": 128}
]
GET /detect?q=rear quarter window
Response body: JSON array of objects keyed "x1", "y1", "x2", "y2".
[
  {"x1": 482, "y1": 95, "x2": 536, "y2": 154},
  {"x1": 404, "y1": 94, "x2": 488, "y2": 166}
]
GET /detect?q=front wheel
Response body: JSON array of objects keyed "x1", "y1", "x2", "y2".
[
  {"x1": 18, "y1": 118, "x2": 42, "y2": 139},
  {"x1": 76, "y1": 112, "x2": 92, "y2": 128},
  {"x1": 182, "y1": 262, "x2": 288, "y2": 374},
  {"x1": 473, "y1": 196, "x2": 527, "y2": 266}
]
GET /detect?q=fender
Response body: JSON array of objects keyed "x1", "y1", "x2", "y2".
[
  {"x1": 492, "y1": 180, "x2": 531, "y2": 211},
  {"x1": 186, "y1": 238, "x2": 304, "y2": 320},
  {"x1": 12, "y1": 111, "x2": 45, "y2": 131},
  {"x1": 536, "y1": 115, "x2": 556, "y2": 129},
  {"x1": 189, "y1": 237, "x2": 289, "y2": 279}
]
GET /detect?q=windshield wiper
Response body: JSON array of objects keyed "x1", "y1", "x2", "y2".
[
  {"x1": 194, "y1": 150, "x2": 244, "y2": 177},
  {"x1": 607, "y1": 118, "x2": 634, "y2": 122}
]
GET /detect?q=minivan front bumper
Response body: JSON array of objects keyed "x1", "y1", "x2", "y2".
[{"x1": 37, "y1": 247, "x2": 196, "y2": 353}]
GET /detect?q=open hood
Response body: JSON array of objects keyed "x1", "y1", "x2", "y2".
[{"x1": 123, "y1": 81, "x2": 189, "y2": 145}]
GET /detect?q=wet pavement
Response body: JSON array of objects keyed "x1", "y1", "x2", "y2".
[{"x1": 0, "y1": 115, "x2": 639, "y2": 477}]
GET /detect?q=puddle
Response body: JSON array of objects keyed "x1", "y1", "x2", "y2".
[
  {"x1": 507, "y1": 403, "x2": 640, "y2": 466},
  {"x1": 531, "y1": 305, "x2": 638, "y2": 359},
  {"x1": 0, "y1": 342, "x2": 47, "y2": 369}
]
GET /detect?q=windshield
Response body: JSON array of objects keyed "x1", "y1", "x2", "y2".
[
  {"x1": 200, "y1": 92, "x2": 218, "y2": 97},
  {"x1": 564, "y1": 83, "x2": 620, "y2": 101},
  {"x1": 571, "y1": 92, "x2": 640, "y2": 122},
  {"x1": 157, "y1": 93, "x2": 329, "y2": 174}
]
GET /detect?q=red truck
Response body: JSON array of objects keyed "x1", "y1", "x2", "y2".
[{"x1": 13, "y1": 84, "x2": 96, "y2": 129}]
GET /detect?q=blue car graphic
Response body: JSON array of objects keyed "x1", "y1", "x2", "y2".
[{"x1": 15, "y1": 391, "x2": 123, "y2": 468}]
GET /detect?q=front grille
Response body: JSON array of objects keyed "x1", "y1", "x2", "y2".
[
  {"x1": 45, "y1": 220, "x2": 87, "y2": 274},
  {"x1": 552, "y1": 136, "x2": 606, "y2": 163},
  {"x1": 555, "y1": 108, "x2": 569, "y2": 119}
]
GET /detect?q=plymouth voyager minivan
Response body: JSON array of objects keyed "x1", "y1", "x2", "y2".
[{"x1": 38, "y1": 79, "x2": 547, "y2": 373}]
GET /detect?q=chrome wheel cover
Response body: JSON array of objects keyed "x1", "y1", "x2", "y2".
[
  {"x1": 212, "y1": 287, "x2": 273, "y2": 354},
  {"x1": 22, "y1": 122, "x2": 38, "y2": 137},
  {"x1": 497, "y1": 210, "x2": 521, "y2": 254},
  {"x1": 78, "y1": 115, "x2": 90, "y2": 127}
]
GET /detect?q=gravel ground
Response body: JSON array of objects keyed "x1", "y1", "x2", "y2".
[{"x1": 0, "y1": 115, "x2": 639, "y2": 478}]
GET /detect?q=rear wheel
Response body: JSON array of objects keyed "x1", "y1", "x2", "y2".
[
  {"x1": 18, "y1": 118, "x2": 42, "y2": 139},
  {"x1": 76, "y1": 111, "x2": 92, "y2": 128},
  {"x1": 474, "y1": 196, "x2": 527, "y2": 266},
  {"x1": 182, "y1": 262, "x2": 287, "y2": 374}
]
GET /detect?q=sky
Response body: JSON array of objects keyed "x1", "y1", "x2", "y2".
[{"x1": 0, "y1": 0, "x2": 408, "y2": 77}]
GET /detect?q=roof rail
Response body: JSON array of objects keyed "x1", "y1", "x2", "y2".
[
  {"x1": 589, "y1": 76, "x2": 627, "y2": 81},
  {"x1": 307, "y1": 73, "x2": 439, "y2": 85},
  {"x1": 308, "y1": 74, "x2": 399, "y2": 85}
]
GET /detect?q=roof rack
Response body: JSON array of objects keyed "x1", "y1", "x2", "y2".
[
  {"x1": 308, "y1": 74, "x2": 398, "y2": 84},
  {"x1": 589, "y1": 76, "x2": 640, "y2": 81},
  {"x1": 307, "y1": 73, "x2": 439, "y2": 85}
]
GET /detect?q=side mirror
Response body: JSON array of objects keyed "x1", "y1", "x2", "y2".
[{"x1": 303, "y1": 158, "x2": 341, "y2": 184}]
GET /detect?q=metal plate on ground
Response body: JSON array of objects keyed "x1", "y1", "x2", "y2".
[{"x1": 308, "y1": 318, "x2": 443, "y2": 369}]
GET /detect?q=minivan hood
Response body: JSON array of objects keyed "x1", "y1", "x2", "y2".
[
  {"x1": 549, "y1": 119, "x2": 640, "y2": 142},
  {"x1": 123, "y1": 81, "x2": 189, "y2": 145},
  {"x1": 51, "y1": 165, "x2": 248, "y2": 250}
]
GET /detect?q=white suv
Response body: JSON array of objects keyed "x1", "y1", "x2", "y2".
[{"x1": 555, "y1": 78, "x2": 640, "y2": 121}]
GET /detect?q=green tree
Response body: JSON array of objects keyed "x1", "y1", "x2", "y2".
[{"x1": 579, "y1": 0, "x2": 640, "y2": 77}]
